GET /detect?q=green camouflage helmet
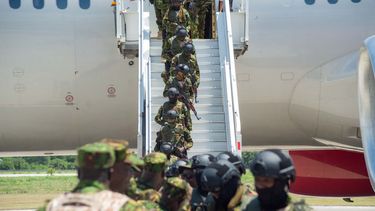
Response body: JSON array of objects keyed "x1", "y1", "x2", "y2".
[
  {"x1": 127, "y1": 153, "x2": 145, "y2": 172},
  {"x1": 162, "y1": 177, "x2": 188, "y2": 200},
  {"x1": 100, "y1": 138, "x2": 129, "y2": 163},
  {"x1": 144, "y1": 152, "x2": 168, "y2": 172},
  {"x1": 77, "y1": 142, "x2": 115, "y2": 169}
]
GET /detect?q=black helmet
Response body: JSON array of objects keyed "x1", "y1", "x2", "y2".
[
  {"x1": 216, "y1": 152, "x2": 246, "y2": 175},
  {"x1": 176, "y1": 64, "x2": 190, "y2": 75},
  {"x1": 165, "y1": 110, "x2": 178, "y2": 120},
  {"x1": 200, "y1": 160, "x2": 240, "y2": 193},
  {"x1": 160, "y1": 142, "x2": 174, "y2": 156},
  {"x1": 166, "y1": 159, "x2": 189, "y2": 177},
  {"x1": 167, "y1": 87, "x2": 179, "y2": 98},
  {"x1": 191, "y1": 154, "x2": 216, "y2": 169},
  {"x1": 250, "y1": 149, "x2": 296, "y2": 182},
  {"x1": 182, "y1": 43, "x2": 194, "y2": 54},
  {"x1": 176, "y1": 27, "x2": 188, "y2": 37}
]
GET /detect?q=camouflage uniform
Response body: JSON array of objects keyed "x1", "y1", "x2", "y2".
[
  {"x1": 154, "y1": 100, "x2": 192, "y2": 131},
  {"x1": 162, "y1": 36, "x2": 193, "y2": 61},
  {"x1": 187, "y1": 2, "x2": 200, "y2": 38},
  {"x1": 196, "y1": 0, "x2": 211, "y2": 38},
  {"x1": 159, "y1": 123, "x2": 193, "y2": 150},
  {"x1": 153, "y1": 0, "x2": 169, "y2": 33},
  {"x1": 127, "y1": 152, "x2": 168, "y2": 203},
  {"x1": 242, "y1": 197, "x2": 312, "y2": 211},
  {"x1": 204, "y1": 183, "x2": 255, "y2": 211},
  {"x1": 159, "y1": 177, "x2": 191, "y2": 211},
  {"x1": 40, "y1": 143, "x2": 145, "y2": 211},
  {"x1": 163, "y1": 77, "x2": 194, "y2": 100},
  {"x1": 163, "y1": 7, "x2": 191, "y2": 40},
  {"x1": 171, "y1": 53, "x2": 200, "y2": 89}
]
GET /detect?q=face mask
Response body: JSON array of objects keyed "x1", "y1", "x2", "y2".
[
  {"x1": 169, "y1": 96, "x2": 177, "y2": 103},
  {"x1": 256, "y1": 180, "x2": 289, "y2": 210}
]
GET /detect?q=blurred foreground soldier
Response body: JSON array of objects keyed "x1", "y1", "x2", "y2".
[
  {"x1": 127, "y1": 152, "x2": 145, "y2": 179},
  {"x1": 41, "y1": 143, "x2": 144, "y2": 211},
  {"x1": 127, "y1": 152, "x2": 168, "y2": 203},
  {"x1": 155, "y1": 87, "x2": 192, "y2": 131},
  {"x1": 101, "y1": 139, "x2": 136, "y2": 194},
  {"x1": 163, "y1": 0, "x2": 191, "y2": 40},
  {"x1": 155, "y1": 110, "x2": 193, "y2": 158},
  {"x1": 245, "y1": 149, "x2": 312, "y2": 211},
  {"x1": 190, "y1": 154, "x2": 216, "y2": 210},
  {"x1": 159, "y1": 177, "x2": 191, "y2": 211},
  {"x1": 201, "y1": 160, "x2": 253, "y2": 211},
  {"x1": 217, "y1": 151, "x2": 246, "y2": 175},
  {"x1": 166, "y1": 158, "x2": 190, "y2": 177},
  {"x1": 163, "y1": 64, "x2": 193, "y2": 100}
]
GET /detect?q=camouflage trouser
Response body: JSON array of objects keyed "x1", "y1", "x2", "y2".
[
  {"x1": 154, "y1": 3, "x2": 163, "y2": 31},
  {"x1": 197, "y1": 11, "x2": 207, "y2": 38},
  {"x1": 190, "y1": 18, "x2": 199, "y2": 39}
]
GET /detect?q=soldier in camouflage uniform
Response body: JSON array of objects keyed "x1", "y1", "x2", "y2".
[
  {"x1": 171, "y1": 43, "x2": 200, "y2": 90},
  {"x1": 196, "y1": 0, "x2": 211, "y2": 38},
  {"x1": 155, "y1": 110, "x2": 193, "y2": 158},
  {"x1": 163, "y1": 64, "x2": 194, "y2": 100},
  {"x1": 187, "y1": 1, "x2": 200, "y2": 38},
  {"x1": 243, "y1": 149, "x2": 312, "y2": 211},
  {"x1": 200, "y1": 159, "x2": 254, "y2": 211},
  {"x1": 39, "y1": 142, "x2": 145, "y2": 211},
  {"x1": 161, "y1": 27, "x2": 194, "y2": 84},
  {"x1": 151, "y1": 0, "x2": 169, "y2": 37},
  {"x1": 127, "y1": 152, "x2": 168, "y2": 203},
  {"x1": 163, "y1": 0, "x2": 191, "y2": 40},
  {"x1": 159, "y1": 177, "x2": 192, "y2": 211},
  {"x1": 155, "y1": 87, "x2": 192, "y2": 131}
]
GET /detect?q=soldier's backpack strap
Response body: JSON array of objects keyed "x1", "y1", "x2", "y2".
[{"x1": 47, "y1": 190, "x2": 130, "y2": 211}]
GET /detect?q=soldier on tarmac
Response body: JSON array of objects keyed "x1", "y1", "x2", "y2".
[
  {"x1": 155, "y1": 110, "x2": 193, "y2": 158},
  {"x1": 159, "y1": 177, "x2": 192, "y2": 211},
  {"x1": 100, "y1": 138, "x2": 139, "y2": 195},
  {"x1": 39, "y1": 142, "x2": 145, "y2": 211},
  {"x1": 200, "y1": 159, "x2": 254, "y2": 211},
  {"x1": 155, "y1": 87, "x2": 192, "y2": 131},
  {"x1": 127, "y1": 152, "x2": 168, "y2": 203},
  {"x1": 163, "y1": 64, "x2": 194, "y2": 100},
  {"x1": 171, "y1": 43, "x2": 200, "y2": 90},
  {"x1": 216, "y1": 151, "x2": 246, "y2": 176},
  {"x1": 163, "y1": 0, "x2": 191, "y2": 40},
  {"x1": 244, "y1": 149, "x2": 312, "y2": 211}
]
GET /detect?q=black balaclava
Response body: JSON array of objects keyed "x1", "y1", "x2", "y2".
[
  {"x1": 168, "y1": 95, "x2": 177, "y2": 103},
  {"x1": 256, "y1": 179, "x2": 289, "y2": 210},
  {"x1": 216, "y1": 176, "x2": 240, "y2": 209},
  {"x1": 195, "y1": 169, "x2": 209, "y2": 197}
]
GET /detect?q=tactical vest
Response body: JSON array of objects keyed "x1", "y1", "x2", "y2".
[
  {"x1": 46, "y1": 190, "x2": 130, "y2": 211},
  {"x1": 161, "y1": 123, "x2": 185, "y2": 145}
]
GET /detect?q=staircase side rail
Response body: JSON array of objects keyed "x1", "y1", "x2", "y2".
[
  {"x1": 216, "y1": 0, "x2": 242, "y2": 155},
  {"x1": 115, "y1": 0, "x2": 125, "y2": 42},
  {"x1": 137, "y1": 0, "x2": 152, "y2": 156}
]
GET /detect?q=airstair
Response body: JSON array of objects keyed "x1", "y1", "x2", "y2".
[{"x1": 115, "y1": 0, "x2": 247, "y2": 156}]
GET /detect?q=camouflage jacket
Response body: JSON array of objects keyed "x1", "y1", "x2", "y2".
[
  {"x1": 162, "y1": 7, "x2": 191, "y2": 38},
  {"x1": 163, "y1": 77, "x2": 194, "y2": 100},
  {"x1": 127, "y1": 179, "x2": 162, "y2": 203},
  {"x1": 205, "y1": 184, "x2": 256, "y2": 211},
  {"x1": 40, "y1": 190, "x2": 145, "y2": 211},
  {"x1": 162, "y1": 36, "x2": 194, "y2": 61},
  {"x1": 154, "y1": 100, "x2": 192, "y2": 131},
  {"x1": 154, "y1": 0, "x2": 169, "y2": 11},
  {"x1": 242, "y1": 197, "x2": 313, "y2": 211},
  {"x1": 159, "y1": 123, "x2": 193, "y2": 149},
  {"x1": 71, "y1": 180, "x2": 107, "y2": 194},
  {"x1": 170, "y1": 53, "x2": 200, "y2": 87}
]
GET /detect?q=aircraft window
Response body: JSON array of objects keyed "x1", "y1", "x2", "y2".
[
  {"x1": 351, "y1": 0, "x2": 361, "y2": 3},
  {"x1": 9, "y1": 0, "x2": 21, "y2": 9},
  {"x1": 56, "y1": 0, "x2": 67, "y2": 9},
  {"x1": 33, "y1": 0, "x2": 44, "y2": 9},
  {"x1": 305, "y1": 0, "x2": 315, "y2": 5},
  {"x1": 328, "y1": 0, "x2": 338, "y2": 4},
  {"x1": 79, "y1": 0, "x2": 90, "y2": 9}
]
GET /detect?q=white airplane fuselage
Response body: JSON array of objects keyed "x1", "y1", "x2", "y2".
[{"x1": 0, "y1": 0, "x2": 375, "y2": 155}]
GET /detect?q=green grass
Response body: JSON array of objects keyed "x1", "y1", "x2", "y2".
[{"x1": 0, "y1": 173, "x2": 374, "y2": 209}]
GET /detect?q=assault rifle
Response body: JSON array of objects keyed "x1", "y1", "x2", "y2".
[{"x1": 178, "y1": 91, "x2": 201, "y2": 120}]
